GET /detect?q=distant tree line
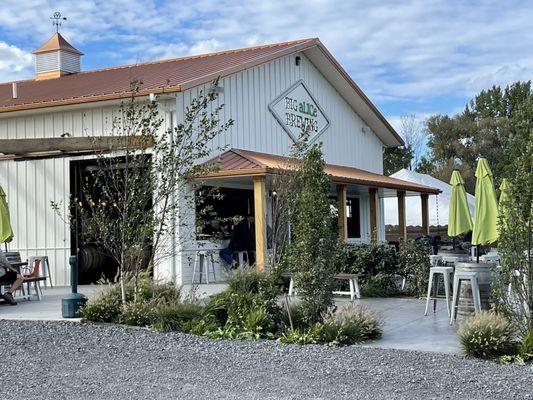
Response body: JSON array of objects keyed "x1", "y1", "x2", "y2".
[{"x1": 384, "y1": 81, "x2": 533, "y2": 194}]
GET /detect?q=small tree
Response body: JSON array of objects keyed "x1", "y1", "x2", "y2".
[
  {"x1": 53, "y1": 80, "x2": 233, "y2": 303},
  {"x1": 494, "y1": 101, "x2": 533, "y2": 335},
  {"x1": 286, "y1": 142, "x2": 339, "y2": 324}
]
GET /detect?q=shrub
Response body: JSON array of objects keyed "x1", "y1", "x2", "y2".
[
  {"x1": 281, "y1": 302, "x2": 310, "y2": 331},
  {"x1": 82, "y1": 286, "x2": 123, "y2": 323},
  {"x1": 458, "y1": 311, "x2": 517, "y2": 359},
  {"x1": 398, "y1": 239, "x2": 431, "y2": 297},
  {"x1": 517, "y1": 330, "x2": 533, "y2": 361},
  {"x1": 119, "y1": 301, "x2": 157, "y2": 327},
  {"x1": 341, "y1": 243, "x2": 400, "y2": 296},
  {"x1": 180, "y1": 317, "x2": 219, "y2": 336},
  {"x1": 320, "y1": 304, "x2": 383, "y2": 345},
  {"x1": 279, "y1": 325, "x2": 324, "y2": 345},
  {"x1": 152, "y1": 303, "x2": 203, "y2": 332}
]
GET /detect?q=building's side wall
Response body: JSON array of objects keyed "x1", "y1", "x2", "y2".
[{"x1": 0, "y1": 101, "x2": 174, "y2": 286}]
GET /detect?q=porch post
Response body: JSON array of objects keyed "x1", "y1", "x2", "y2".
[
  {"x1": 397, "y1": 190, "x2": 406, "y2": 241},
  {"x1": 336, "y1": 184, "x2": 347, "y2": 241},
  {"x1": 253, "y1": 176, "x2": 268, "y2": 270},
  {"x1": 369, "y1": 188, "x2": 378, "y2": 242},
  {"x1": 421, "y1": 193, "x2": 430, "y2": 235}
]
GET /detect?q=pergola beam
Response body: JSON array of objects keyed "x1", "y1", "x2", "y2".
[
  {"x1": 369, "y1": 187, "x2": 378, "y2": 242},
  {"x1": 421, "y1": 193, "x2": 430, "y2": 235},
  {"x1": 0, "y1": 136, "x2": 154, "y2": 160},
  {"x1": 253, "y1": 176, "x2": 268, "y2": 270}
]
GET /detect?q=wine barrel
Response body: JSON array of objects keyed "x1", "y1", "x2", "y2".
[{"x1": 455, "y1": 262, "x2": 497, "y2": 320}]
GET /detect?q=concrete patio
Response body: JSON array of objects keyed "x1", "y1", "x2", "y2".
[{"x1": 0, "y1": 285, "x2": 460, "y2": 354}]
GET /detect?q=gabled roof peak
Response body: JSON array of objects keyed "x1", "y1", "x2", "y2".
[{"x1": 32, "y1": 33, "x2": 83, "y2": 56}]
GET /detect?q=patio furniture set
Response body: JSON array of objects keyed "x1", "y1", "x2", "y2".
[
  {"x1": 424, "y1": 252, "x2": 502, "y2": 324},
  {"x1": 0, "y1": 252, "x2": 51, "y2": 302}
]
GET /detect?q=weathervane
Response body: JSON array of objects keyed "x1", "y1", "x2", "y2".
[{"x1": 50, "y1": 11, "x2": 67, "y2": 33}]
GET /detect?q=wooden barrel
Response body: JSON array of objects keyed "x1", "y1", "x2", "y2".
[{"x1": 455, "y1": 262, "x2": 497, "y2": 319}]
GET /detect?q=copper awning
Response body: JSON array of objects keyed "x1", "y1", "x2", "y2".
[{"x1": 201, "y1": 148, "x2": 441, "y2": 196}]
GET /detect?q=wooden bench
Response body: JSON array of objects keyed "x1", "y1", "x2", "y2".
[{"x1": 281, "y1": 272, "x2": 361, "y2": 301}]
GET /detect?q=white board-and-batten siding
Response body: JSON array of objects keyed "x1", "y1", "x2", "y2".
[
  {"x1": 0, "y1": 102, "x2": 174, "y2": 285},
  {"x1": 1, "y1": 51, "x2": 386, "y2": 286}
]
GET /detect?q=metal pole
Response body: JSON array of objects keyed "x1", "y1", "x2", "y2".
[{"x1": 70, "y1": 255, "x2": 78, "y2": 294}]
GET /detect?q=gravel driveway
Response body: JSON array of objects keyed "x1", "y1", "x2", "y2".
[{"x1": 0, "y1": 320, "x2": 531, "y2": 399}]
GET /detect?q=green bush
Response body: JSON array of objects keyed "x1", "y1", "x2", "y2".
[
  {"x1": 119, "y1": 301, "x2": 157, "y2": 327},
  {"x1": 458, "y1": 311, "x2": 517, "y2": 359},
  {"x1": 518, "y1": 330, "x2": 533, "y2": 361},
  {"x1": 279, "y1": 325, "x2": 324, "y2": 345},
  {"x1": 180, "y1": 317, "x2": 220, "y2": 336},
  {"x1": 281, "y1": 302, "x2": 311, "y2": 331},
  {"x1": 320, "y1": 304, "x2": 382, "y2": 345},
  {"x1": 81, "y1": 286, "x2": 123, "y2": 323},
  {"x1": 341, "y1": 243, "x2": 400, "y2": 297},
  {"x1": 398, "y1": 239, "x2": 431, "y2": 297},
  {"x1": 152, "y1": 303, "x2": 203, "y2": 332}
]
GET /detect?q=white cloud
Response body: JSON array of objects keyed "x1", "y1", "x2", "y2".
[
  {"x1": 0, "y1": 42, "x2": 32, "y2": 82},
  {"x1": 0, "y1": 0, "x2": 532, "y2": 113}
]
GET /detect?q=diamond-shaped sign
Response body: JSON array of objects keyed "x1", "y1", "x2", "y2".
[{"x1": 269, "y1": 80, "x2": 330, "y2": 143}]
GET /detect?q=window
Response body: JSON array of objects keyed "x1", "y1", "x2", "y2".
[
  {"x1": 196, "y1": 186, "x2": 254, "y2": 239},
  {"x1": 346, "y1": 197, "x2": 361, "y2": 238}
]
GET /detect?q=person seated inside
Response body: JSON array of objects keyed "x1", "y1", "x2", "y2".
[
  {"x1": 220, "y1": 215, "x2": 255, "y2": 267},
  {"x1": 0, "y1": 250, "x2": 23, "y2": 306}
]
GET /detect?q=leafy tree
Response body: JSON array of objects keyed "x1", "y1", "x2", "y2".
[
  {"x1": 383, "y1": 145, "x2": 413, "y2": 176},
  {"x1": 494, "y1": 98, "x2": 533, "y2": 335},
  {"x1": 286, "y1": 143, "x2": 340, "y2": 324},
  {"x1": 420, "y1": 81, "x2": 532, "y2": 193}
]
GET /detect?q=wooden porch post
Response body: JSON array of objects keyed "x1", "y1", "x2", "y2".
[
  {"x1": 337, "y1": 184, "x2": 347, "y2": 241},
  {"x1": 253, "y1": 176, "x2": 268, "y2": 270},
  {"x1": 421, "y1": 193, "x2": 430, "y2": 236},
  {"x1": 397, "y1": 190, "x2": 406, "y2": 241},
  {"x1": 369, "y1": 188, "x2": 378, "y2": 242}
]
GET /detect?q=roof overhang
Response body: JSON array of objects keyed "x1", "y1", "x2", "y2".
[{"x1": 199, "y1": 149, "x2": 440, "y2": 196}]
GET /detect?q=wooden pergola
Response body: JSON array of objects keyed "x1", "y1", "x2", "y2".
[{"x1": 0, "y1": 136, "x2": 153, "y2": 161}]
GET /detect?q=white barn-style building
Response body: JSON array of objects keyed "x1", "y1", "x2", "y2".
[{"x1": 0, "y1": 33, "x2": 439, "y2": 286}]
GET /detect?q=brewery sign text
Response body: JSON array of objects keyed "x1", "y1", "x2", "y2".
[{"x1": 269, "y1": 80, "x2": 330, "y2": 143}]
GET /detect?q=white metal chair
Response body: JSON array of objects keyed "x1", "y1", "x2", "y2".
[
  {"x1": 233, "y1": 251, "x2": 251, "y2": 269},
  {"x1": 450, "y1": 271, "x2": 481, "y2": 325},
  {"x1": 424, "y1": 266, "x2": 453, "y2": 317},
  {"x1": 191, "y1": 250, "x2": 216, "y2": 284}
]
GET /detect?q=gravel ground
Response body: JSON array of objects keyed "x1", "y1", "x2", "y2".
[{"x1": 0, "y1": 320, "x2": 531, "y2": 400}]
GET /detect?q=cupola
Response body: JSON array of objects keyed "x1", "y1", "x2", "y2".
[{"x1": 32, "y1": 33, "x2": 83, "y2": 81}]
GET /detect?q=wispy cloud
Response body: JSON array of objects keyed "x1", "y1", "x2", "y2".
[{"x1": 1, "y1": 0, "x2": 532, "y2": 121}]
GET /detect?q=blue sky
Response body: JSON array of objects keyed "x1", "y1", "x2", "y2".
[{"x1": 1, "y1": 0, "x2": 532, "y2": 132}]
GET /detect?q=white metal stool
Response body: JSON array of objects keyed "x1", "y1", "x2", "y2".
[
  {"x1": 424, "y1": 266, "x2": 453, "y2": 316},
  {"x1": 450, "y1": 271, "x2": 481, "y2": 325},
  {"x1": 191, "y1": 250, "x2": 216, "y2": 284},
  {"x1": 28, "y1": 256, "x2": 52, "y2": 288},
  {"x1": 233, "y1": 251, "x2": 250, "y2": 269}
]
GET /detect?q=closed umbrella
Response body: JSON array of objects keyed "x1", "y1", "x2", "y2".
[
  {"x1": 471, "y1": 158, "x2": 499, "y2": 261},
  {"x1": 0, "y1": 185, "x2": 14, "y2": 250},
  {"x1": 497, "y1": 178, "x2": 510, "y2": 235},
  {"x1": 447, "y1": 170, "x2": 473, "y2": 238}
]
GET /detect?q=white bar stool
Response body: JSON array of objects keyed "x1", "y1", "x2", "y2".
[
  {"x1": 450, "y1": 271, "x2": 481, "y2": 325},
  {"x1": 424, "y1": 266, "x2": 453, "y2": 316},
  {"x1": 191, "y1": 250, "x2": 216, "y2": 284},
  {"x1": 233, "y1": 251, "x2": 250, "y2": 269},
  {"x1": 28, "y1": 256, "x2": 52, "y2": 288}
]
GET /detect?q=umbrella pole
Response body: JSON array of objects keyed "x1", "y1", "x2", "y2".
[
  {"x1": 4, "y1": 242, "x2": 6, "y2": 252},
  {"x1": 476, "y1": 244, "x2": 480, "y2": 263}
]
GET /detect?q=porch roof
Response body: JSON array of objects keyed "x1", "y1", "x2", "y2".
[{"x1": 200, "y1": 149, "x2": 441, "y2": 195}]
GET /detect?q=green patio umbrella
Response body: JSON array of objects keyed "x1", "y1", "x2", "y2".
[
  {"x1": 0, "y1": 185, "x2": 14, "y2": 249},
  {"x1": 471, "y1": 158, "x2": 499, "y2": 260},
  {"x1": 447, "y1": 170, "x2": 473, "y2": 238},
  {"x1": 498, "y1": 178, "x2": 510, "y2": 234}
]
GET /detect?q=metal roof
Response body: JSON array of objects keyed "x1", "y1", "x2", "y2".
[{"x1": 202, "y1": 149, "x2": 441, "y2": 195}]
